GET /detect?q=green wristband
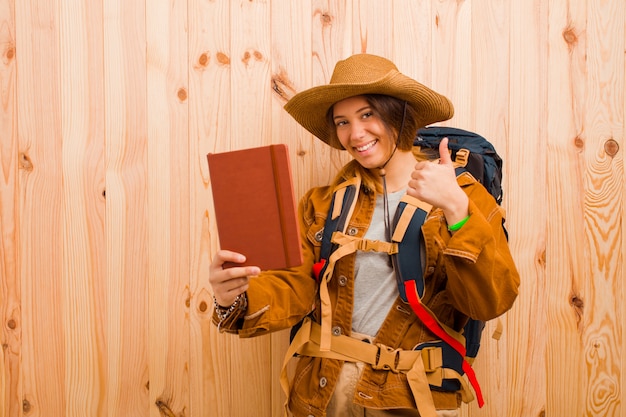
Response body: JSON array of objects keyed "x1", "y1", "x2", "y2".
[{"x1": 447, "y1": 215, "x2": 470, "y2": 231}]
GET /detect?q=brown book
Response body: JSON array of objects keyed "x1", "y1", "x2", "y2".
[{"x1": 207, "y1": 144, "x2": 303, "y2": 270}]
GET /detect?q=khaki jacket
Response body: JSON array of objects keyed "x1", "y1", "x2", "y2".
[{"x1": 214, "y1": 171, "x2": 520, "y2": 417}]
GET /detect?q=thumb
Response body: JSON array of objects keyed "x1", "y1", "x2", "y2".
[{"x1": 438, "y1": 137, "x2": 453, "y2": 165}]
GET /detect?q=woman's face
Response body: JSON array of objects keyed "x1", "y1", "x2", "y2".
[{"x1": 332, "y1": 95, "x2": 396, "y2": 169}]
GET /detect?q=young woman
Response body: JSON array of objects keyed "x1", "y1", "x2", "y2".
[{"x1": 209, "y1": 54, "x2": 519, "y2": 417}]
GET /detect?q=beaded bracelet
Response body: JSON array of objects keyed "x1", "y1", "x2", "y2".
[
  {"x1": 447, "y1": 215, "x2": 470, "y2": 232},
  {"x1": 213, "y1": 293, "x2": 246, "y2": 322}
]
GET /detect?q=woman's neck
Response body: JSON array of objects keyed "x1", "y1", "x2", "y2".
[{"x1": 377, "y1": 150, "x2": 415, "y2": 193}]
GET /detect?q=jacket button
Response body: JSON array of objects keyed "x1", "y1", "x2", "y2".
[
  {"x1": 319, "y1": 377, "x2": 328, "y2": 388},
  {"x1": 338, "y1": 275, "x2": 348, "y2": 286},
  {"x1": 315, "y1": 228, "x2": 324, "y2": 242},
  {"x1": 347, "y1": 227, "x2": 358, "y2": 236},
  {"x1": 332, "y1": 326, "x2": 342, "y2": 336},
  {"x1": 427, "y1": 266, "x2": 435, "y2": 274}
]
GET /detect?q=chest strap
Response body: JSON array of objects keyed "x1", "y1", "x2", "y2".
[
  {"x1": 318, "y1": 233, "x2": 398, "y2": 351},
  {"x1": 280, "y1": 318, "x2": 473, "y2": 417}
]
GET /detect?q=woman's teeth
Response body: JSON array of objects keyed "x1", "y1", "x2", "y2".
[{"x1": 356, "y1": 140, "x2": 377, "y2": 152}]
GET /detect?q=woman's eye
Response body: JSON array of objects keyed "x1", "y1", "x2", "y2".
[
  {"x1": 362, "y1": 112, "x2": 373, "y2": 119},
  {"x1": 336, "y1": 120, "x2": 347, "y2": 127}
]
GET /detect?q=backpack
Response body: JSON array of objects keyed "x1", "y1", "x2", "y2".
[{"x1": 298, "y1": 126, "x2": 506, "y2": 407}]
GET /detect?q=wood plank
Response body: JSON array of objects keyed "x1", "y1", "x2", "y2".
[
  {"x1": 309, "y1": 0, "x2": 352, "y2": 187},
  {"x1": 544, "y1": 0, "x2": 588, "y2": 415},
  {"x1": 269, "y1": 1, "x2": 313, "y2": 414},
  {"x1": 461, "y1": 1, "x2": 511, "y2": 416},
  {"x1": 623, "y1": 5, "x2": 626, "y2": 415},
  {"x1": 103, "y1": 0, "x2": 149, "y2": 415},
  {"x1": 352, "y1": 0, "x2": 393, "y2": 55},
  {"x1": 146, "y1": 0, "x2": 190, "y2": 416},
  {"x1": 15, "y1": 0, "x2": 66, "y2": 415},
  {"x1": 229, "y1": 1, "x2": 272, "y2": 415},
  {"x1": 392, "y1": 0, "x2": 432, "y2": 88},
  {"x1": 187, "y1": 0, "x2": 233, "y2": 416},
  {"x1": 578, "y1": 0, "x2": 624, "y2": 414},
  {"x1": 505, "y1": 0, "x2": 551, "y2": 416},
  {"x1": 431, "y1": 0, "x2": 472, "y2": 127},
  {"x1": 58, "y1": 0, "x2": 106, "y2": 415},
  {"x1": 270, "y1": 0, "x2": 313, "y2": 200},
  {"x1": 0, "y1": 0, "x2": 18, "y2": 415}
]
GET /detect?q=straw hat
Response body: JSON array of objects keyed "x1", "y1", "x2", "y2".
[{"x1": 284, "y1": 54, "x2": 454, "y2": 149}]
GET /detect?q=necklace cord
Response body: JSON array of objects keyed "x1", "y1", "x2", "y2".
[{"x1": 380, "y1": 101, "x2": 407, "y2": 243}]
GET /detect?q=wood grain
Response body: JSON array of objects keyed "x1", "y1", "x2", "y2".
[
  {"x1": 229, "y1": 1, "x2": 272, "y2": 416},
  {"x1": 0, "y1": 0, "x2": 17, "y2": 415},
  {"x1": 188, "y1": 0, "x2": 232, "y2": 415},
  {"x1": 146, "y1": 0, "x2": 190, "y2": 416},
  {"x1": 16, "y1": 0, "x2": 66, "y2": 415},
  {"x1": 103, "y1": 0, "x2": 149, "y2": 414}
]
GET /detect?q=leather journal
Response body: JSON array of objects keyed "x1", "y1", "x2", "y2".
[{"x1": 207, "y1": 144, "x2": 303, "y2": 270}]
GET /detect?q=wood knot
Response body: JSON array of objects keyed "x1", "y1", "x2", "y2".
[
  {"x1": 570, "y1": 294, "x2": 584, "y2": 309},
  {"x1": 569, "y1": 292, "x2": 584, "y2": 330},
  {"x1": 604, "y1": 139, "x2": 619, "y2": 157},
  {"x1": 19, "y1": 153, "x2": 33, "y2": 171},
  {"x1": 271, "y1": 69, "x2": 297, "y2": 101},
  {"x1": 5, "y1": 46, "x2": 15, "y2": 61},
  {"x1": 320, "y1": 13, "x2": 332, "y2": 26},
  {"x1": 242, "y1": 51, "x2": 251, "y2": 65},
  {"x1": 562, "y1": 26, "x2": 578, "y2": 48},
  {"x1": 198, "y1": 52, "x2": 209, "y2": 67},
  {"x1": 177, "y1": 88, "x2": 188, "y2": 102},
  {"x1": 199, "y1": 300, "x2": 208, "y2": 313},
  {"x1": 216, "y1": 52, "x2": 230, "y2": 65},
  {"x1": 155, "y1": 400, "x2": 176, "y2": 417},
  {"x1": 573, "y1": 135, "x2": 584, "y2": 150},
  {"x1": 7, "y1": 319, "x2": 16, "y2": 329},
  {"x1": 23, "y1": 399, "x2": 31, "y2": 414}
]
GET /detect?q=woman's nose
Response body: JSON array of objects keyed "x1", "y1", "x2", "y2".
[{"x1": 350, "y1": 122, "x2": 365, "y2": 140}]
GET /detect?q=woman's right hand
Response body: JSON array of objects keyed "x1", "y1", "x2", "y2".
[{"x1": 209, "y1": 250, "x2": 260, "y2": 307}]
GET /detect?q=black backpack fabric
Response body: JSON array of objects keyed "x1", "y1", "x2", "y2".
[
  {"x1": 414, "y1": 126, "x2": 506, "y2": 359},
  {"x1": 415, "y1": 126, "x2": 504, "y2": 205}
]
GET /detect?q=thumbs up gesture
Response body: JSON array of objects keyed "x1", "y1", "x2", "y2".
[{"x1": 407, "y1": 137, "x2": 469, "y2": 223}]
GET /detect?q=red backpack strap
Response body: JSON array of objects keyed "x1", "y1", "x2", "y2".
[{"x1": 405, "y1": 280, "x2": 484, "y2": 407}]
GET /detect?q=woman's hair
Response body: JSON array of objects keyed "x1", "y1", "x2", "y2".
[{"x1": 326, "y1": 94, "x2": 421, "y2": 192}]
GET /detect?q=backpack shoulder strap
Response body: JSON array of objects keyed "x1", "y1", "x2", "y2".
[
  {"x1": 313, "y1": 177, "x2": 361, "y2": 281},
  {"x1": 390, "y1": 195, "x2": 431, "y2": 301}
]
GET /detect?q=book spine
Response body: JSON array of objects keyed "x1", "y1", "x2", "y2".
[{"x1": 269, "y1": 145, "x2": 299, "y2": 267}]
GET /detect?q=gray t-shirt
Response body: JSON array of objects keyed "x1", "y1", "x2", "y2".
[{"x1": 352, "y1": 189, "x2": 405, "y2": 336}]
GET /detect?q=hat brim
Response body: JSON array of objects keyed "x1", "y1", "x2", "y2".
[{"x1": 284, "y1": 71, "x2": 454, "y2": 149}]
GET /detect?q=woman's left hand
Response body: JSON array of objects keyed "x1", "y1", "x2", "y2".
[{"x1": 407, "y1": 137, "x2": 469, "y2": 224}]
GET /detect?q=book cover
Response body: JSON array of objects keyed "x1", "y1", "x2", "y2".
[{"x1": 207, "y1": 144, "x2": 303, "y2": 271}]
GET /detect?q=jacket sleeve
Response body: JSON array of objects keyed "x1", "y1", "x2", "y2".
[
  {"x1": 431, "y1": 173, "x2": 520, "y2": 321},
  {"x1": 212, "y1": 187, "x2": 324, "y2": 337}
]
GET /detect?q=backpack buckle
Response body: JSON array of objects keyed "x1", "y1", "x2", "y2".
[
  {"x1": 454, "y1": 148, "x2": 470, "y2": 168},
  {"x1": 373, "y1": 344, "x2": 401, "y2": 372}
]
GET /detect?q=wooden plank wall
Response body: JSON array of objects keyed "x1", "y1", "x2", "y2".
[{"x1": 0, "y1": 0, "x2": 624, "y2": 416}]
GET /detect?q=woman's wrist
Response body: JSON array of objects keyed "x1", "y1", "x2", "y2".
[
  {"x1": 447, "y1": 215, "x2": 470, "y2": 231},
  {"x1": 442, "y1": 191, "x2": 469, "y2": 224},
  {"x1": 213, "y1": 293, "x2": 247, "y2": 322}
]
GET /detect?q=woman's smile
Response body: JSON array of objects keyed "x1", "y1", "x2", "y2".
[{"x1": 354, "y1": 139, "x2": 379, "y2": 153}]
